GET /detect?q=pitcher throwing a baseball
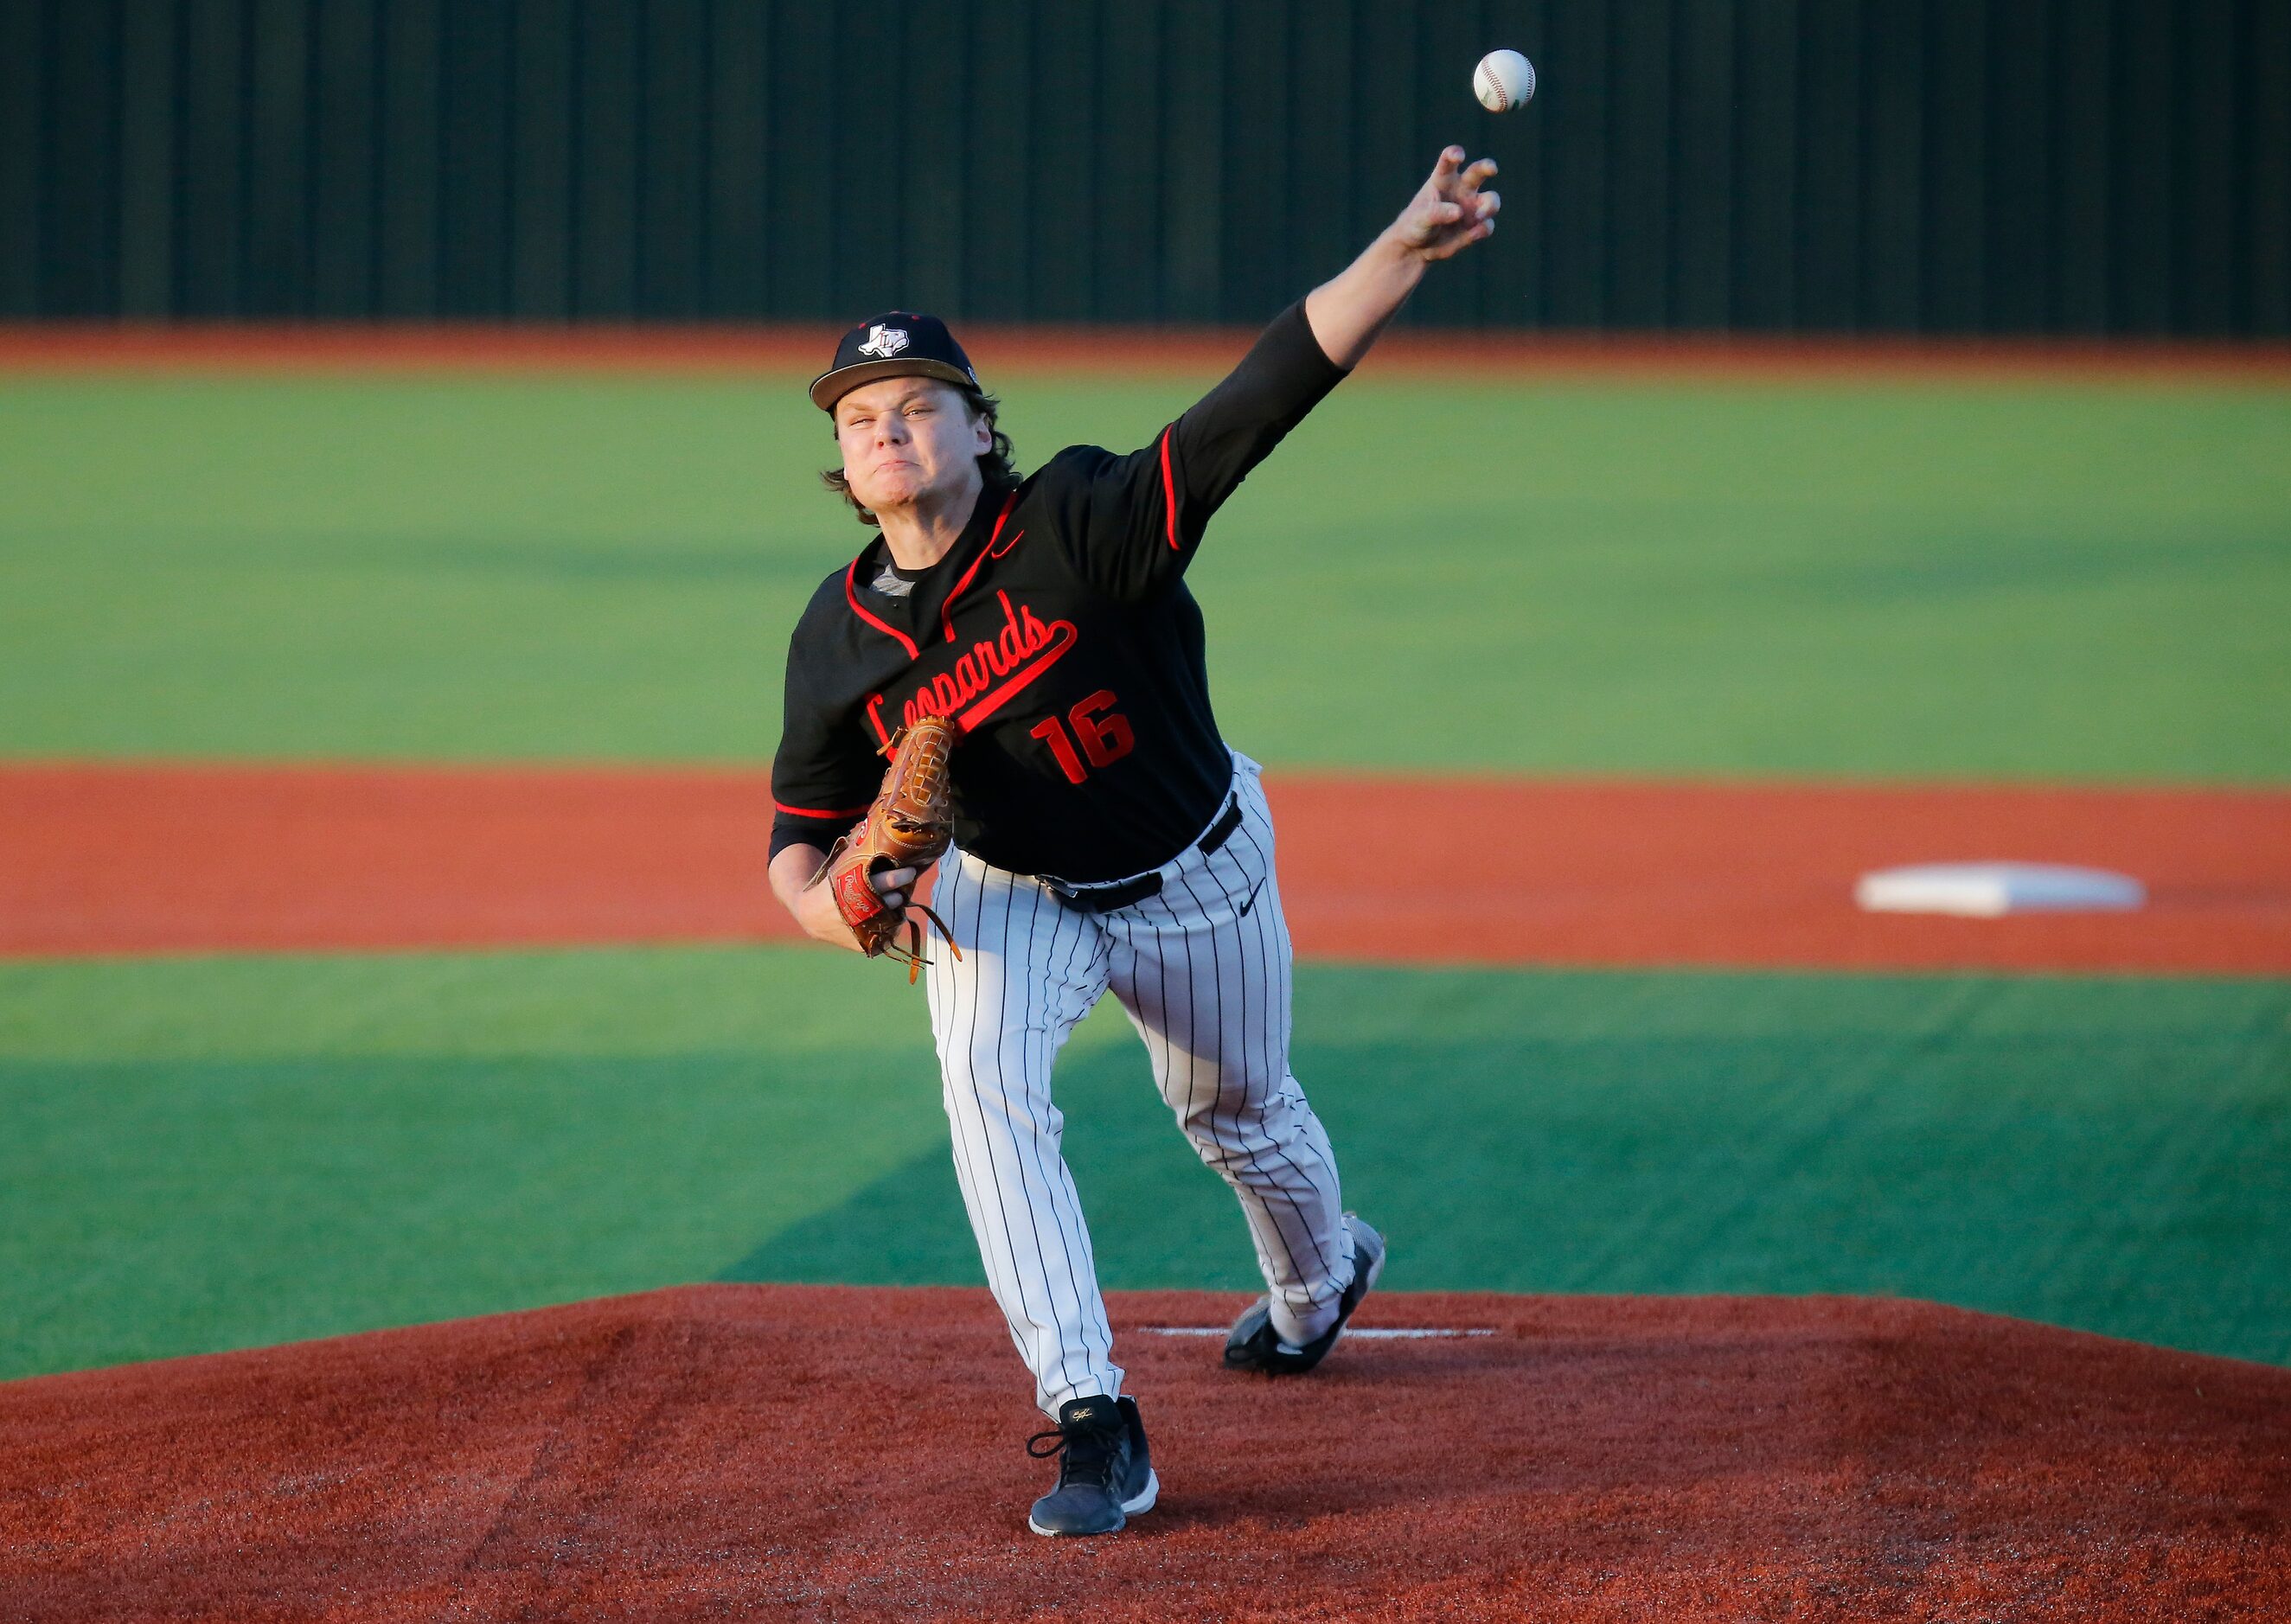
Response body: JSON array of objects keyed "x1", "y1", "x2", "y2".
[{"x1": 769, "y1": 148, "x2": 1500, "y2": 1537}]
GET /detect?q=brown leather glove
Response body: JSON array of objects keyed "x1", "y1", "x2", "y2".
[{"x1": 806, "y1": 713, "x2": 963, "y2": 983}]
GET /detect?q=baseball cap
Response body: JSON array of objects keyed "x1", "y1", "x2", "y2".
[{"x1": 810, "y1": 312, "x2": 981, "y2": 412}]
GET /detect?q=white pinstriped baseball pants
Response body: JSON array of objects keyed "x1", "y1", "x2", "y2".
[{"x1": 922, "y1": 752, "x2": 1358, "y2": 1416}]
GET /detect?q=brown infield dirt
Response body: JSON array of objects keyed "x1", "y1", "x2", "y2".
[
  {"x1": 5, "y1": 323, "x2": 2291, "y2": 384},
  {"x1": 3, "y1": 1284, "x2": 2286, "y2": 1622},
  {"x1": 3, "y1": 763, "x2": 2287, "y2": 973}
]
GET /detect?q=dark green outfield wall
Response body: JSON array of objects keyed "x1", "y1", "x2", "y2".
[{"x1": 4, "y1": 0, "x2": 2288, "y2": 334}]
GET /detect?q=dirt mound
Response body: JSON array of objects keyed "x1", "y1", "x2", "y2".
[{"x1": 3, "y1": 1284, "x2": 2284, "y2": 1621}]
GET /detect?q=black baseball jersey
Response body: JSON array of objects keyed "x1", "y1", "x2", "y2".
[{"x1": 771, "y1": 301, "x2": 1347, "y2": 884}]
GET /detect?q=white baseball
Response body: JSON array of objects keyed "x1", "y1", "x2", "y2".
[{"x1": 1473, "y1": 49, "x2": 1536, "y2": 113}]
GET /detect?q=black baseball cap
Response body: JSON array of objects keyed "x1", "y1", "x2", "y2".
[{"x1": 810, "y1": 312, "x2": 981, "y2": 412}]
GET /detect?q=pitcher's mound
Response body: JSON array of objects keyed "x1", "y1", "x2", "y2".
[{"x1": 3, "y1": 1285, "x2": 2285, "y2": 1621}]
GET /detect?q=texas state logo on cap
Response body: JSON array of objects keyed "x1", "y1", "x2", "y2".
[{"x1": 811, "y1": 311, "x2": 981, "y2": 411}]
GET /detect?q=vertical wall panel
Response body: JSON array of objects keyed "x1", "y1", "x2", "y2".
[
  {"x1": 376, "y1": 0, "x2": 440, "y2": 316},
  {"x1": 963, "y1": 4, "x2": 1029, "y2": 319},
  {"x1": 1984, "y1": 0, "x2": 2051, "y2": 333},
  {"x1": 2107, "y1": 0, "x2": 2173, "y2": 333},
  {"x1": 572, "y1": 0, "x2": 637, "y2": 316},
  {"x1": 1860, "y1": 0, "x2": 1922, "y2": 329},
  {"x1": 831, "y1": 6, "x2": 903, "y2": 317},
  {"x1": 1921, "y1": 0, "x2": 1985, "y2": 332},
  {"x1": 1289, "y1": 0, "x2": 1353, "y2": 304},
  {"x1": 0, "y1": 0, "x2": 42, "y2": 315},
  {"x1": 179, "y1": 0, "x2": 244, "y2": 315},
  {"x1": 245, "y1": 0, "x2": 310, "y2": 315},
  {"x1": 639, "y1": 0, "x2": 707, "y2": 316},
  {"x1": 2052, "y1": 3, "x2": 2111, "y2": 332},
  {"x1": 1606, "y1": 0, "x2": 1673, "y2": 328},
  {"x1": 311, "y1": 0, "x2": 377, "y2": 317},
  {"x1": 1543, "y1": 0, "x2": 1609, "y2": 326},
  {"x1": 1671, "y1": 0, "x2": 1733, "y2": 329},
  {"x1": 1221, "y1": 0, "x2": 1289, "y2": 323},
  {"x1": 1093, "y1": 0, "x2": 1159, "y2": 321},
  {"x1": 436, "y1": 0, "x2": 511, "y2": 317},
  {"x1": 9, "y1": 0, "x2": 2290, "y2": 335},
  {"x1": 509, "y1": 0, "x2": 574, "y2": 319},
  {"x1": 2169, "y1": 1, "x2": 2234, "y2": 336},
  {"x1": 1024, "y1": 0, "x2": 1094, "y2": 321},
  {"x1": 2238, "y1": 0, "x2": 2291, "y2": 333},
  {"x1": 1734, "y1": 0, "x2": 1797, "y2": 329},
  {"x1": 45, "y1": 0, "x2": 120, "y2": 316},
  {"x1": 1161, "y1": 0, "x2": 1223, "y2": 322},
  {"x1": 117, "y1": 0, "x2": 178, "y2": 317},
  {"x1": 899, "y1": 0, "x2": 966, "y2": 319},
  {"x1": 705, "y1": 0, "x2": 770, "y2": 317},
  {"x1": 765, "y1": 2, "x2": 832, "y2": 318},
  {"x1": 1797, "y1": 0, "x2": 1861, "y2": 329}
]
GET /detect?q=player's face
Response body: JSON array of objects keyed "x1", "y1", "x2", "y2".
[{"x1": 833, "y1": 378, "x2": 992, "y2": 515}]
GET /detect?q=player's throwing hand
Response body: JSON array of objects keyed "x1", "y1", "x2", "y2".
[
  {"x1": 1390, "y1": 147, "x2": 1500, "y2": 261},
  {"x1": 1302, "y1": 148, "x2": 1504, "y2": 367}
]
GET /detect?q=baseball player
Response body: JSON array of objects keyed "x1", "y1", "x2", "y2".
[{"x1": 769, "y1": 149, "x2": 1500, "y2": 1537}]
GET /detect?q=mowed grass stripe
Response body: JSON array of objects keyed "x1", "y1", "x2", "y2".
[
  {"x1": 0, "y1": 373, "x2": 2283, "y2": 778},
  {"x1": 2, "y1": 949, "x2": 2283, "y2": 1379},
  {"x1": 0, "y1": 949, "x2": 949, "y2": 1379}
]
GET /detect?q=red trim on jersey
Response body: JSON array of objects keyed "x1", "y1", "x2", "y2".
[
  {"x1": 773, "y1": 799, "x2": 868, "y2": 820},
  {"x1": 843, "y1": 558, "x2": 919, "y2": 660},
  {"x1": 940, "y1": 489, "x2": 1021, "y2": 643},
  {"x1": 1158, "y1": 425, "x2": 1180, "y2": 550}
]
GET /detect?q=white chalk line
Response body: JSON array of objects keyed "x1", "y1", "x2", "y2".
[{"x1": 1142, "y1": 1327, "x2": 1495, "y2": 1340}]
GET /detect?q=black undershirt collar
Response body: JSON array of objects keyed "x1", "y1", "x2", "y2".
[{"x1": 863, "y1": 481, "x2": 1016, "y2": 598}]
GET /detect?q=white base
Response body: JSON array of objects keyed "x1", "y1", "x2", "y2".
[{"x1": 1854, "y1": 862, "x2": 2146, "y2": 917}]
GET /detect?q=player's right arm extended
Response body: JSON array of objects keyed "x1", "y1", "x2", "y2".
[
  {"x1": 1050, "y1": 149, "x2": 1498, "y2": 599},
  {"x1": 1047, "y1": 302, "x2": 1344, "y2": 598},
  {"x1": 1303, "y1": 145, "x2": 1501, "y2": 368}
]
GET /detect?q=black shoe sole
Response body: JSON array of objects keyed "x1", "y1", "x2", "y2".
[
  {"x1": 1224, "y1": 1218, "x2": 1385, "y2": 1374},
  {"x1": 1027, "y1": 1471, "x2": 1160, "y2": 1538}
]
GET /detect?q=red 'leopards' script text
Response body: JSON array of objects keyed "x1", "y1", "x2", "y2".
[{"x1": 865, "y1": 591, "x2": 1081, "y2": 745}]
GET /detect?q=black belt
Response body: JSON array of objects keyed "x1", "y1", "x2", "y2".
[{"x1": 1044, "y1": 796, "x2": 1244, "y2": 914}]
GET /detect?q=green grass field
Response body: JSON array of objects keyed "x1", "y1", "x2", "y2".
[
  {"x1": 3, "y1": 371, "x2": 2285, "y2": 776},
  {"x1": 6, "y1": 949, "x2": 2281, "y2": 1378},
  {"x1": 1, "y1": 362, "x2": 2285, "y2": 1382}
]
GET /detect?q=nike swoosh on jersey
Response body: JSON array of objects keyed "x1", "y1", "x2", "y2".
[{"x1": 1238, "y1": 876, "x2": 1266, "y2": 917}]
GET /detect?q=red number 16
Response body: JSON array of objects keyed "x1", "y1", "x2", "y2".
[{"x1": 1029, "y1": 689, "x2": 1136, "y2": 784}]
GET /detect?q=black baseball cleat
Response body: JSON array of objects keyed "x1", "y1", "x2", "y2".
[
  {"x1": 1026, "y1": 1394, "x2": 1158, "y2": 1537},
  {"x1": 1224, "y1": 1214, "x2": 1386, "y2": 1375}
]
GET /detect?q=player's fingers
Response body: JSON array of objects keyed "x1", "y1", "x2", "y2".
[
  {"x1": 1431, "y1": 145, "x2": 1465, "y2": 183},
  {"x1": 874, "y1": 866, "x2": 918, "y2": 894},
  {"x1": 1462, "y1": 157, "x2": 1499, "y2": 189},
  {"x1": 1477, "y1": 189, "x2": 1501, "y2": 219},
  {"x1": 1437, "y1": 201, "x2": 1464, "y2": 224}
]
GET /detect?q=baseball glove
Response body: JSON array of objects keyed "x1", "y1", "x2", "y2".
[{"x1": 806, "y1": 713, "x2": 963, "y2": 983}]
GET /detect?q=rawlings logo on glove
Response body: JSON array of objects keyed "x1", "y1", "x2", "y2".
[{"x1": 806, "y1": 713, "x2": 963, "y2": 983}]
